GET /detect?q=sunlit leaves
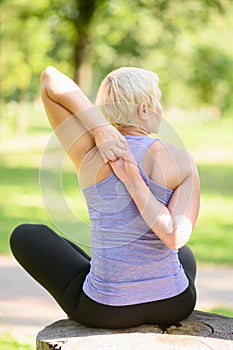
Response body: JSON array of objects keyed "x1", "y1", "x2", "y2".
[{"x1": 1, "y1": 0, "x2": 232, "y2": 116}]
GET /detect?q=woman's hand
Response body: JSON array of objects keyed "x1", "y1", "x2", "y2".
[
  {"x1": 93, "y1": 124, "x2": 128, "y2": 162},
  {"x1": 109, "y1": 148, "x2": 142, "y2": 188}
]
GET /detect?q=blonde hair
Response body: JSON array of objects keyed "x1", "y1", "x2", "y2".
[{"x1": 95, "y1": 67, "x2": 159, "y2": 127}]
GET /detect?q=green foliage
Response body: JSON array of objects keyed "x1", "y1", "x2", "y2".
[
  {"x1": 91, "y1": 0, "x2": 233, "y2": 110},
  {"x1": 188, "y1": 45, "x2": 233, "y2": 114},
  {"x1": 1, "y1": 0, "x2": 49, "y2": 101},
  {"x1": 1, "y1": 0, "x2": 233, "y2": 115},
  {"x1": 0, "y1": 0, "x2": 75, "y2": 102}
]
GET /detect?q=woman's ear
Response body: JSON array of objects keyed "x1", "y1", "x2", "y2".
[{"x1": 138, "y1": 103, "x2": 148, "y2": 120}]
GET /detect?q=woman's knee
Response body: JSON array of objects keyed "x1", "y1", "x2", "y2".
[{"x1": 10, "y1": 224, "x2": 46, "y2": 251}]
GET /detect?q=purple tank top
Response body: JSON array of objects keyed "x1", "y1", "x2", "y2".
[{"x1": 82, "y1": 136, "x2": 188, "y2": 306}]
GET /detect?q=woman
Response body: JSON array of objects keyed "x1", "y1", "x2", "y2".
[{"x1": 10, "y1": 66, "x2": 200, "y2": 329}]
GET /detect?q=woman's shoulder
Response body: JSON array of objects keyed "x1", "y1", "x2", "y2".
[
  {"x1": 150, "y1": 139, "x2": 193, "y2": 165},
  {"x1": 146, "y1": 139, "x2": 195, "y2": 190}
]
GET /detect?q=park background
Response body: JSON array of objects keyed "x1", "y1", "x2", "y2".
[{"x1": 0, "y1": 0, "x2": 233, "y2": 348}]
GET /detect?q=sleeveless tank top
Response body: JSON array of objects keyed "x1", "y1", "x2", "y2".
[{"x1": 82, "y1": 135, "x2": 189, "y2": 306}]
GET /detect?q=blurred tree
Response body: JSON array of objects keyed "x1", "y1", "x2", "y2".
[
  {"x1": 91, "y1": 0, "x2": 232, "y2": 106},
  {"x1": 188, "y1": 45, "x2": 233, "y2": 117},
  {"x1": 48, "y1": 0, "x2": 108, "y2": 92},
  {"x1": 0, "y1": 0, "x2": 232, "y2": 113},
  {"x1": 1, "y1": 0, "x2": 52, "y2": 102},
  {"x1": 0, "y1": 0, "x2": 52, "y2": 136}
]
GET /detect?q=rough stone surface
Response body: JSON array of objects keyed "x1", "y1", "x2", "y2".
[{"x1": 36, "y1": 310, "x2": 233, "y2": 350}]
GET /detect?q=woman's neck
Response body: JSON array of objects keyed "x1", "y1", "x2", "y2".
[{"x1": 117, "y1": 125, "x2": 149, "y2": 136}]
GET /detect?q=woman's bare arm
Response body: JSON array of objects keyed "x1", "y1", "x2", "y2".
[
  {"x1": 40, "y1": 66, "x2": 127, "y2": 164},
  {"x1": 110, "y1": 149, "x2": 200, "y2": 250}
]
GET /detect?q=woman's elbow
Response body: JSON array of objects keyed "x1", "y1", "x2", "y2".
[
  {"x1": 162, "y1": 236, "x2": 181, "y2": 250},
  {"x1": 40, "y1": 66, "x2": 59, "y2": 99},
  {"x1": 166, "y1": 231, "x2": 192, "y2": 250},
  {"x1": 167, "y1": 241, "x2": 185, "y2": 251},
  {"x1": 161, "y1": 235, "x2": 187, "y2": 250},
  {"x1": 40, "y1": 67, "x2": 51, "y2": 92},
  {"x1": 40, "y1": 66, "x2": 56, "y2": 82}
]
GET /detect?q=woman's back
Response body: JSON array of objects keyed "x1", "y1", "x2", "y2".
[
  {"x1": 81, "y1": 136, "x2": 189, "y2": 306},
  {"x1": 78, "y1": 133, "x2": 190, "y2": 191}
]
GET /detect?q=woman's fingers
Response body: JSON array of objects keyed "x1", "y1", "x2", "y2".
[
  {"x1": 118, "y1": 136, "x2": 128, "y2": 149},
  {"x1": 98, "y1": 140, "x2": 128, "y2": 162},
  {"x1": 93, "y1": 124, "x2": 128, "y2": 162},
  {"x1": 105, "y1": 149, "x2": 118, "y2": 161}
]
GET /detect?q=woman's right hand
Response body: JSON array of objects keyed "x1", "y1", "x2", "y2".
[{"x1": 93, "y1": 124, "x2": 128, "y2": 162}]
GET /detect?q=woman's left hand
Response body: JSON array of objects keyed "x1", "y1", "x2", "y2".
[
  {"x1": 93, "y1": 124, "x2": 128, "y2": 162},
  {"x1": 109, "y1": 148, "x2": 141, "y2": 187}
]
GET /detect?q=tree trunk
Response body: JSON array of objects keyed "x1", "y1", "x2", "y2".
[
  {"x1": 73, "y1": 33, "x2": 93, "y2": 96},
  {"x1": 36, "y1": 310, "x2": 233, "y2": 350},
  {"x1": 72, "y1": 0, "x2": 100, "y2": 95}
]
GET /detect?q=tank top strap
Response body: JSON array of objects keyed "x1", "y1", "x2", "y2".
[
  {"x1": 125, "y1": 136, "x2": 158, "y2": 185},
  {"x1": 125, "y1": 136, "x2": 158, "y2": 163},
  {"x1": 137, "y1": 136, "x2": 158, "y2": 165}
]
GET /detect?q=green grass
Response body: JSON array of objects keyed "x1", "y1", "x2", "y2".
[
  {"x1": 0, "y1": 108, "x2": 232, "y2": 265},
  {"x1": 0, "y1": 335, "x2": 34, "y2": 350},
  {"x1": 0, "y1": 130, "x2": 91, "y2": 255},
  {"x1": 189, "y1": 164, "x2": 233, "y2": 265},
  {"x1": 169, "y1": 117, "x2": 233, "y2": 265},
  {"x1": 207, "y1": 307, "x2": 233, "y2": 318}
]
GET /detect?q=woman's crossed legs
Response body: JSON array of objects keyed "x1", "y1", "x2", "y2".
[{"x1": 10, "y1": 224, "x2": 196, "y2": 328}]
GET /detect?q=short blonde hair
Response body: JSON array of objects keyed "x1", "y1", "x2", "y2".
[{"x1": 95, "y1": 67, "x2": 159, "y2": 127}]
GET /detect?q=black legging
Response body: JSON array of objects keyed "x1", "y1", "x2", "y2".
[{"x1": 10, "y1": 224, "x2": 197, "y2": 329}]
